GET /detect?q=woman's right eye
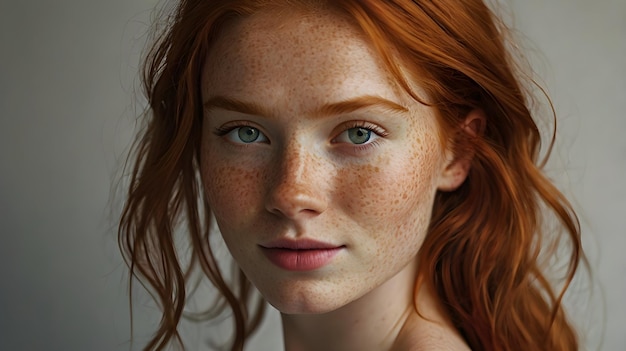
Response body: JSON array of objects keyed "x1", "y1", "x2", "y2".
[{"x1": 217, "y1": 125, "x2": 269, "y2": 144}]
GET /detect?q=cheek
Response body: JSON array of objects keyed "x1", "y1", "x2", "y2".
[
  {"x1": 201, "y1": 159, "x2": 263, "y2": 229},
  {"x1": 335, "y1": 138, "x2": 442, "y2": 247},
  {"x1": 341, "y1": 154, "x2": 439, "y2": 218}
]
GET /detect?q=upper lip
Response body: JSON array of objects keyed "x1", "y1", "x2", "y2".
[{"x1": 259, "y1": 238, "x2": 343, "y2": 250}]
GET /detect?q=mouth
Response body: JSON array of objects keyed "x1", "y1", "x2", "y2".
[
  {"x1": 259, "y1": 239, "x2": 345, "y2": 271},
  {"x1": 260, "y1": 238, "x2": 343, "y2": 250}
]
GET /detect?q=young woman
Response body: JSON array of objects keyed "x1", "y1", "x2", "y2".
[{"x1": 119, "y1": 0, "x2": 584, "y2": 350}]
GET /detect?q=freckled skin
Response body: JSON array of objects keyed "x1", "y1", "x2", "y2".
[{"x1": 200, "y1": 10, "x2": 452, "y2": 319}]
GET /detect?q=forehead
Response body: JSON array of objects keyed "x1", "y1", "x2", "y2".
[{"x1": 201, "y1": 9, "x2": 407, "y2": 114}]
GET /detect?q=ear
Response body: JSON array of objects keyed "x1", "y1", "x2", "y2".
[{"x1": 437, "y1": 109, "x2": 485, "y2": 192}]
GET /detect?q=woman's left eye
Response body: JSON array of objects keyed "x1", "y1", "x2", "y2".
[{"x1": 333, "y1": 125, "x2": 381, "y2": 145}]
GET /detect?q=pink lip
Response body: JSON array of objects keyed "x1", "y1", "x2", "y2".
[{"x1": 260, "y1": 239, "x2": 344, "y2": 271}]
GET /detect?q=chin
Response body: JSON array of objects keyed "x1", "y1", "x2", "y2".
[
  {"x1": 269, "y1": 300, "x2": 340, "y2": 315},
  {"x1": 261, "y1": 284, "x2": 351, "y2": 315}
]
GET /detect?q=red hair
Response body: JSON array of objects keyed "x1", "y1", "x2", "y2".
[{"x1": 119, "y1": 0, "x2": 583, "y2": 350}]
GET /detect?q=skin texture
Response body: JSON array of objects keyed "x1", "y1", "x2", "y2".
[{"x1": 200, "y1": 9, "x2": 474, "y2": 351}]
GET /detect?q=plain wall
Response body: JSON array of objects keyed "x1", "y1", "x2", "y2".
[{"x1": 0, "y1": 0, "x2": 623, "y2": 350}]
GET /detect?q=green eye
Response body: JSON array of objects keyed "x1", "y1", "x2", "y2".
[
  {"x1": 215, "y1": 124, "x2": 269, "y2": 144},
  {"x1": 347, "y1": 127, "x2": 372, "y2": 144},
  {"x1": 238, "y1": 126, "x2": 261, "y2": 143}
]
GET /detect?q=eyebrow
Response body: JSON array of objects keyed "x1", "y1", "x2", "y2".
[{"x1": 203, "y1": 95, "x2": 408, "y2": 118}]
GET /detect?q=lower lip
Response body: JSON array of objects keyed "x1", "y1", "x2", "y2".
[{"x1": 261, "y1": 247, "x2": 343, "y2": 271}]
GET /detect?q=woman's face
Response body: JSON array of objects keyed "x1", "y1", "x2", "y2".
[{"x1": 201, "y1": 10, "x2": 456, "y2": 314}]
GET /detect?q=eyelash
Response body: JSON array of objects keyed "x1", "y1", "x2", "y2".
[
  {"x1": 332, "y1": 121, "x2": 388, "y2": 152},
  {"x1": 214, "y1": 121, "x2": 252, "y2": 136},
  {"x1": 341, "y1": 121, "x2": 388, "y2": 137},
  {"x1": 213, "y1": 121, "x2": 270, "y2": 145}
]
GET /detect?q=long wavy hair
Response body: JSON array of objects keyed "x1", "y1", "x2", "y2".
[{"x1": 119, "y1": 0, "x2": 584, "y2": 350}]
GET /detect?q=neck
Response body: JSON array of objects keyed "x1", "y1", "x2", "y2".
[{"x1": 280, "y1": 260, "x2": 469, "y2": 351}]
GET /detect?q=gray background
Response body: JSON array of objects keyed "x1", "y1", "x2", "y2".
[{"x1": 0, "y1": 0, "x2": 623, "y2": 350}]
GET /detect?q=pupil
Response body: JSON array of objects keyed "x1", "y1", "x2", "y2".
[
  {"x1": 239, "y1": 127, "x2": 259, "y2": 142},
  {"x1": 349, "y1": 127, "x2": 370, "y2": 144}
]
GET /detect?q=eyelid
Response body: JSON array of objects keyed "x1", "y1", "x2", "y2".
[
  {"x1": 331, "y1": 120, "x2": 388, "y2": 143},
  {"x1": 213, "y1": 121, "x2": 270, "y2": 144}
]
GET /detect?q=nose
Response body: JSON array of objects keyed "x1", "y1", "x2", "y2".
[{"x1": 265, "y1": 143, "x2": 329, "y2": 219}]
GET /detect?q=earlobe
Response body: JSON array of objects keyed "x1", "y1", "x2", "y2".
[{"x1": 437, "y1": 109, "x2": 485, "y2": 192}]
